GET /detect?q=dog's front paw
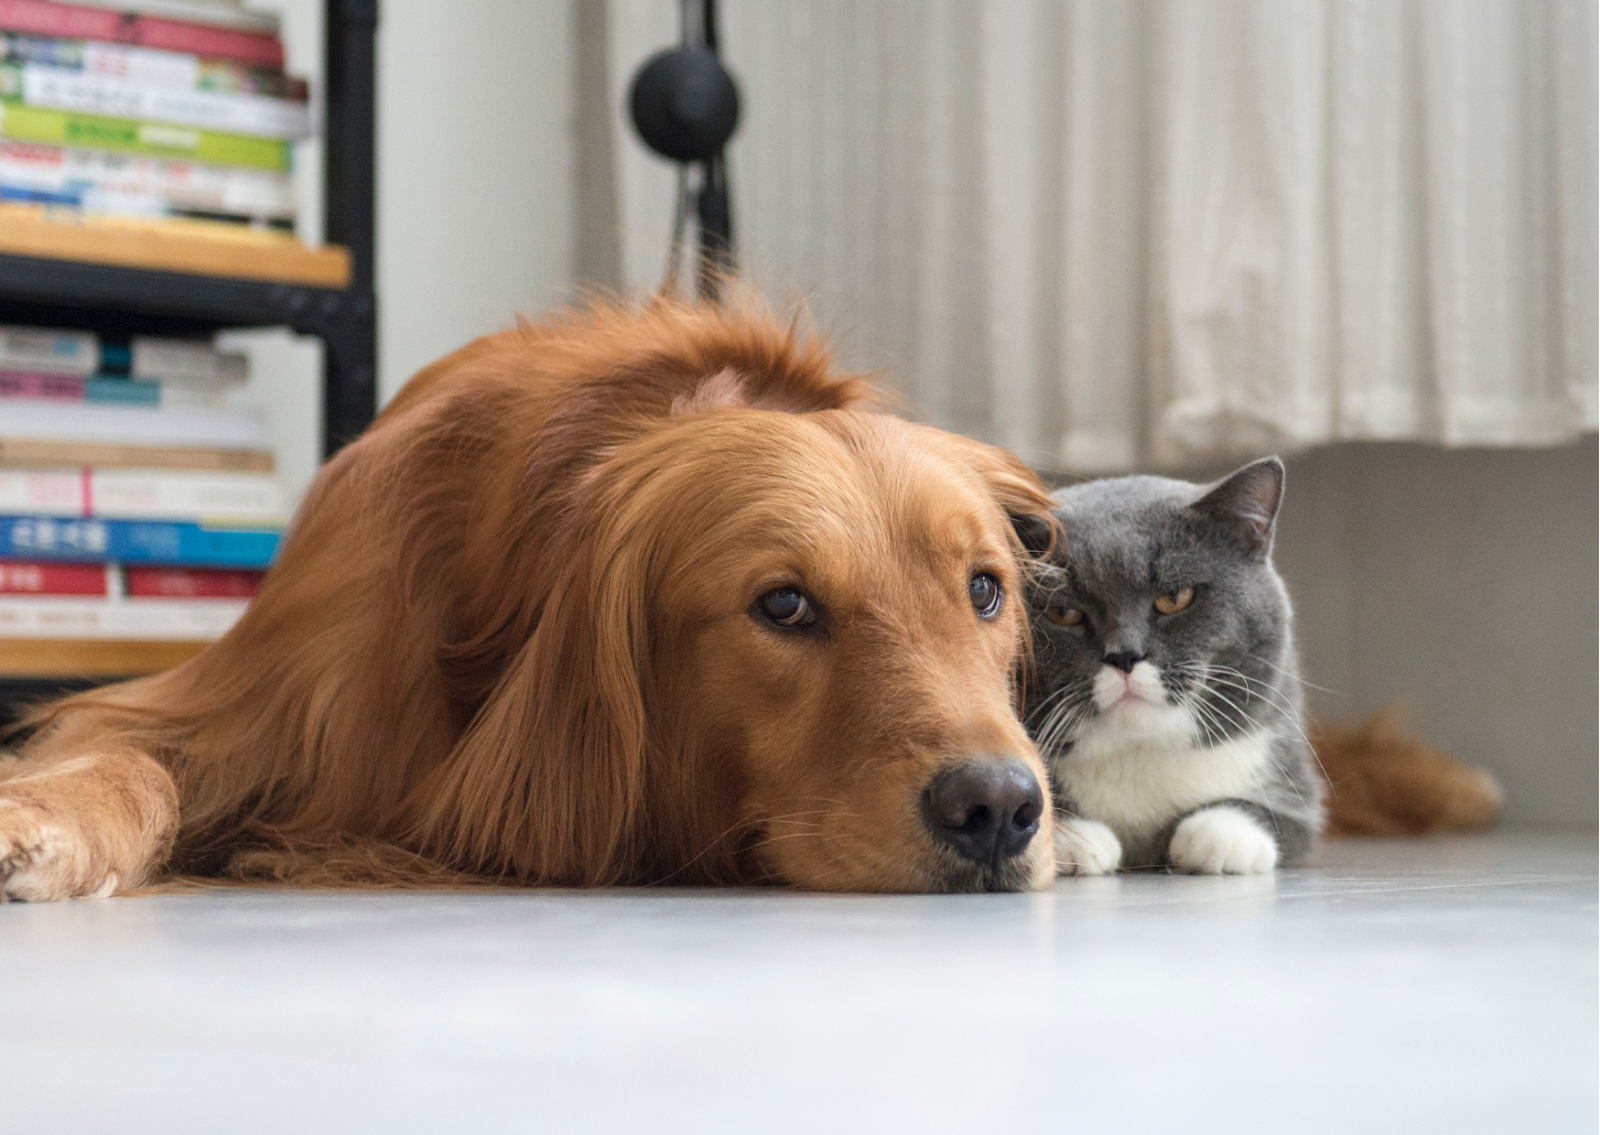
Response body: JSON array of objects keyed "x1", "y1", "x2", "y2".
[
  {"x1": 1055, "y1": 817, "x2": 1121, "y2": 876},
  {"x1": 1168, "y1": 806, "x2": 1278, "y2": 875},
  {"x1": 0, "y1": 799, "x2": 115, "y2": 902}
]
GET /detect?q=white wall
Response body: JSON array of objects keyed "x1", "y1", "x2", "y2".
[
  {"x1": 375, "y1": 0, "x2": 576, "y2": 405},
  {"x1": 1274, "y1": 437, "x2": 1598, "y2": 831},
  {"x1": 234, "y1": 0, "x2": 578, "y2": 507}
]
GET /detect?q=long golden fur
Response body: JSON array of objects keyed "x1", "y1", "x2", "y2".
[{"x1": 1, "y1": 299, "x2": 1060, "y2": 898}]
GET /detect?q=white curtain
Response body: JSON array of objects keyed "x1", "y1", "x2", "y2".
[{"x1": 605, "y1": 0, "x2": 1598, "y2": 472}]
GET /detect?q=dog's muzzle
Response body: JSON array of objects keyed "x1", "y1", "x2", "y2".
[{"x1": 921, "y1": 757, "x2": 1044, "y2": 869}]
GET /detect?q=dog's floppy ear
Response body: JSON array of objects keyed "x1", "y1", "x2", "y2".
[
  {"x1": 942, "y1": 434, "x2": 1062, "y2": 558},
  {"x1": 405, "y1": 518, "x2": 651, "y2": 885},
  {"x1": 1011, "y1": 512, "x2": 1056, "y2": 555}
]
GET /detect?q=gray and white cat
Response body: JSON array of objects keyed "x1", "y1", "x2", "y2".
[{"x1": 1020, "y1": 458, "x2": 1323, "y2": 875}]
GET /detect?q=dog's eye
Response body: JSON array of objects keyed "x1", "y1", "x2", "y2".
[
  {"x1": 757, "y1": 587, "x2": 816, "y2": 629},
  {"x1": 1045, "y1": 605, "x2": 1084, "y2": 627},
  {"x1": 1154, "y1": 587, "x2": 1194, "y2": 615},
  {"x1": 969, "y1": 573, "x2": 1003, "y2": 619}
]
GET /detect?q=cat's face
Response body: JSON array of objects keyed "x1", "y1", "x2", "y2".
[{"x1": 1023, "y1": 459, "x2": 1298, "y2": 763}]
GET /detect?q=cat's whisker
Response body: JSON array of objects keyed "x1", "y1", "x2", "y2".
[
  {"x1": 1172, "y1": 683, "x2": 1208, "y2": 740},
  {"x1": 1025, "y1": 679, "x2": 1091, "y2": 730},
  {"x1": 1193, "y1": 691, "x2": 1261, "y2": 747},
  {"x1": 1186, "y1": 691, "x2": 1235, "y2": 750},
  {"x1": 1060, "y1": 701, "x2": 1096, "y2": 742},
  {"x1": 1178, "y1": 662, "x2": 1254, "y2": 741},
  {"x1": 1202, "y1": 672, "x2": 1323, "y2": 811},
  {"x1": 1038, "y1": 697, "x2": 1093, "y2": 757},
  {"x1": 1032, "y1": 701, "x2": 1074, "y2": 758},
  {"x1": 1030, "y1": 677, "x2": 1098, "y2": 757},
  {"x1": 1180, "y1": 692, "x2": 1221, "y2": 748},
  {"x1": 1201, "y1": 675, "x2": 1276, "y2": 718},
  {"x1": 1199, "y1": 681, "x2": 1286, "y2": 799},
  {"x1": 1029, "y1": 673, "x2": 1094, "y2": 709},
  {"x1": 1198, "y1": 687, "x2": 1316, "y2": 812},
  {"x1": 1200, "y1": 684, "x2": 1264, "y2": 736},
  {"x1": 1034, "y1": 713, "x2": 1065, "y2": 757},
  {"x1": 1243, "y1": 729, "x2": 1312, "y2": 810},
  {"x1": 1205, "y1": 669, "x2": 1318, "y2": 753},
  {"x1": 1266, "y1": 752, "x2": 1313, "y2": 811},
  {"x1": 1175, "y1": 672, "x2": 1233, "y2": 747},
  {"x1": 1056, "y1": 706, "x2": 1096, "y2": 752},
  {"x1": 1245, "y1": 651, "x2": 1344, "y2": 697},
  {"x1": 1202, "y1": 669, "x2": 1306, "y2": 728}
]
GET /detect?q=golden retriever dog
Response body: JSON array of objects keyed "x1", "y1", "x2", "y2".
[{"x1": 0, "y1": 300, "x2": 1061, "y2": 899}]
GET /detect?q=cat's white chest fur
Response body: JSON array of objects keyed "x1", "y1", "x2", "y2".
[{"x1": 1054, "y1": 708, "x2": 1274, "y2": 842}]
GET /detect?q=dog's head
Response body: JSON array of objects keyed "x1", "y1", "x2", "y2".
[
  {"x1": 418, "y1": 309, "x2": 1061, "y2": 893},
  {"x1": 571, "y1": 394, "x2": 1058, "y2": 892}
]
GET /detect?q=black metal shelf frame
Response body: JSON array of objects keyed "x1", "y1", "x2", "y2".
[{"x1": 0, "y1": 0, "x2": 379, "y2": 458}]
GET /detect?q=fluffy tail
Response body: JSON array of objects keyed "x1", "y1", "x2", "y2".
[{"x1": 1314, "y1": 701, "x2": 1504, "y2": 836}]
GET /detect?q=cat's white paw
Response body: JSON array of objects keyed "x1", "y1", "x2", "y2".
[
  {"x1": 1168, "y1": 805, "x2": 1278, "y2": 875},
  {"x1": 1055, "y1": 817, "x2": 1122, "y2": 876}
]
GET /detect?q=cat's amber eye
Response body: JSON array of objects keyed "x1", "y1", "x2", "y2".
[
  {"x1": 1045, "y1": 605, "x2": 1084, "y2": 627},
  {"x1": 1154, "y1": 587, "x2": 1195, "y2": 615}
]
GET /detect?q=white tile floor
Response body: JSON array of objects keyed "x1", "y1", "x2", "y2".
[{"x1": 2, "y1": 833, "x2": 1594, "y2": 1135}]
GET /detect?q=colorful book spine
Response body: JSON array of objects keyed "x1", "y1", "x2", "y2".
[
  {"x1": 0, "y1": 371, "x2": 235, "y2": 407},
  {"x1": 0, "y1": 557, "x2": 106, "y2": 593},
  {"x1": 0, "y1": 100, "x2": 290, "y2": 171},
  {"x1": 124, "y1": 564, "x2": 261, "y2": 598},
  {"x1": 0, "y1": 371, "x2": 171, "y2": 404},
  {"x1": 0, "y1": 369, "x2": 80, "y2": 398},
  {"x1": 0, "y1": 438, "x2": 274, "y2": 473},
  {"x1": 0, "y1": 594, "x2": 249, "y2": 638},
  {"x1": 0, "y1": 323, "x2": 95, "y2": 374},
  {"x1": 131, "y1": 336, "x2": 247, "y2": 382},
  {"x1": 0, "y1": 514, "x2": 280, "y2": 567},
  {"x1": 0, "y1": 468, "x2": 78, "y2": 513},
  {"x1": 0, "y1": 468, "x2": 284, "y2": 521},
  {"x1": 6, "y1": 61, "x2": 310, "y2": 139},
  {"x1": 0, "y1": 0, "x2": 284, "y2": 68},
  {"x1": 1, "y1": 133, "x2": 296, "y2": 225},
  {"x1": 81, "y1": 375, "x2": 157, "y2": 403},
  {"x1": 1, "y1": 32, "x2": 307, "y2": 100},
  {"x1": 1, "y1": 399, "x2": 270, "y2": 448}
]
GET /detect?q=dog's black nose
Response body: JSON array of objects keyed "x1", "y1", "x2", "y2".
[
  {"x1": 1103, "y1": 651, "x2": 1144, "y2": 673},
  {"x1": 922, "y1": 758, "x2": 1044, "y2": 865}
]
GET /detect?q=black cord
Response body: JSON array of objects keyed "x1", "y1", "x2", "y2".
[
  {"x1": 653, "y1": 0, "x2": 735, "y2": 301},
  {"x1": 663, "y1": 164, "x2": 690, "y2": 295}
]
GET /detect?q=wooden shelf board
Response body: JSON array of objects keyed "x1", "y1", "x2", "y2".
[
  {"x1": 0, "y1": 204, "x2": 350, "y2": 289},
  {"x1": 0, "y1": 638, "x2": 210, "y2": 677}
]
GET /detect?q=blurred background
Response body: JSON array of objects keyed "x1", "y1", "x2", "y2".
[{"x1": 20, "y1": 0, "x2": 1595, "y2": 830}]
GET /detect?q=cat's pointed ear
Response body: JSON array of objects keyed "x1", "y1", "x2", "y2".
[{"x1": 1193, "y1": 457, "x2": 1285, "y2": 555}]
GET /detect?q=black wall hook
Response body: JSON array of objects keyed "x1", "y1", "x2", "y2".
[
  {"x1": 630, "y1": 46, "x2": 739, "y2": 163},
  {"x1": 627, "y1": 0, "x2": 738, "y2": 302}
]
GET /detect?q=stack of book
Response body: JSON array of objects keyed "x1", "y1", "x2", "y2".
[
  {"x1": 0, "y1": 321, "x2": 281, "y2": 648},
  {"x1": 0, "y1": 0, "x2": 305, "y2": 230}
]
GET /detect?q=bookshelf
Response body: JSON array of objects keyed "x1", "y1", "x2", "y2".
[{"x1": 0, "y1": 0, "x2": 377, "y2": 719}]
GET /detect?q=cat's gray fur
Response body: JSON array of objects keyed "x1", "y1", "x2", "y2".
[{"x1": 1020, "y1": 458, "x2": 1323, "y2": 872}]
